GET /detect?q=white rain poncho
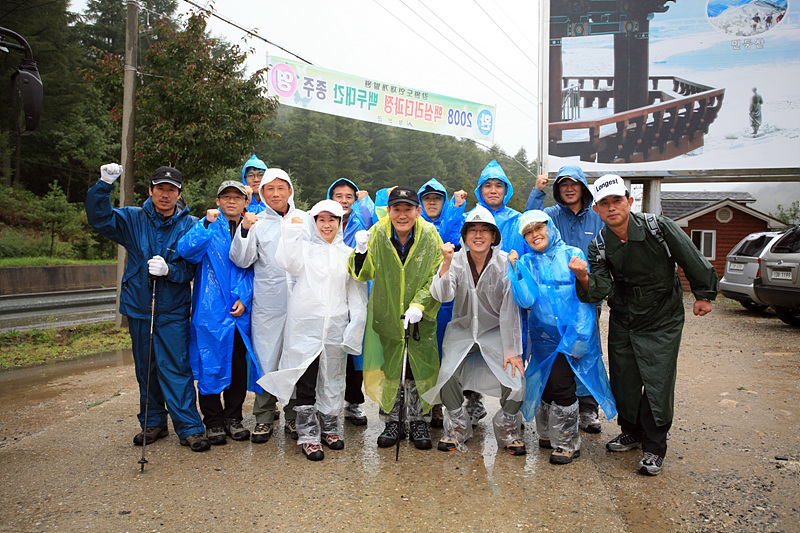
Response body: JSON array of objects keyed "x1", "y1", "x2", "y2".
[
  {"x1": 229, "y1": 170, "x2": 303, "y2": 387},
  {"x1": 421, "y1": 206, "x2": 524, "y2": 406},
  {"x1": 257, "y1": 200, "x2": 368, "y2": 416}
]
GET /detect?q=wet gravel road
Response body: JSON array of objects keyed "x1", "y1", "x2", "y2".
[{"x1": 0, "y1": 297, "x2": 798, "y2": 532}]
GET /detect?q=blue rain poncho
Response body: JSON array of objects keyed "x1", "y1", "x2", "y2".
[
  {"x1": 471, "y1": 160, "x2": 529, "y2": 257},
  {"x1": 507, "y1": 210, "x2": 617, "y2": 422},
  {"x1": 326, "y1": 178, "x2": 376, "y2": 248},
  {"x1": 177, "y1": 215, "x2": 259, "y2": 395},
  {"x1": 229, "y1": 170, "x2": 304, "y2": 385},
  {"x1": 417, "y1": 178, "x2": 466, "y2": 247},
  {"x1": 242, "y1": 154, "x2": 268, "y2": 214},
  {"x1": 258, "y1": 202, "x2": 368, "y2": 416},
  {"x1": 525, "y1": 165, "x2": 604, "y2": 254}
]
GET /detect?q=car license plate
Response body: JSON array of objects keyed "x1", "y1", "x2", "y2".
[
  {"x1": 728, "y1": 262, "x2": 745, "y2": 271},
  {"x1": 772, "y1": 270, "x2": 792, "y2": 280}
]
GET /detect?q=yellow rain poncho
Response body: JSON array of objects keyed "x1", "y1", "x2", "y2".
[{"x1": 348, "y1": 216, "x2": 443, "y2": 413}]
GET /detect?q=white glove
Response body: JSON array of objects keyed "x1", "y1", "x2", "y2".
[
  {"x1": 354, "y1": 230, "x2": 370, "y2": 254},
  {"x1": 403, "y1": 306, "x2": 423, "y2": 329},
  {"x1": 147, "y1": 255, "x2": 169, "y2": 277},
  {"x1": 100, "y1": 163, "x2": 123, "y2": 184}
]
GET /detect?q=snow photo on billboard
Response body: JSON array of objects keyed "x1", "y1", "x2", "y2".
[{"x1": 547, "y1": 0, "x2": 800, "y2": 173}]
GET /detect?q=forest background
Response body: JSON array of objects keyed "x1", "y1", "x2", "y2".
[{"x1": 0, "y1": 0, "x2": 540, "y2": 264}]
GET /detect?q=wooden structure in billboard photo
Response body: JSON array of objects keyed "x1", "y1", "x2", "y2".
[{"x1": 549, "y1": 0, "x2": 725, "y2": 164}]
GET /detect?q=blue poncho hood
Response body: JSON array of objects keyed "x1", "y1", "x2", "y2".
[
  {"x1": 474, "y1": 160, "x2": 514, "y2": 210},
  {"x1": 553, "y1": 165, "x2": 593, "y2": 209},
  {"x1": 327, "y1": 178, "x2": 360, "y2": 200},
  {"x1": 241, "y1": 154, "x2": 268, "y2": 184}
]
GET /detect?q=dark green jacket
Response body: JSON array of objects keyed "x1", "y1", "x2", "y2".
[{"x1": 577, "y1": 212, "x2": 718, "y2": 425}]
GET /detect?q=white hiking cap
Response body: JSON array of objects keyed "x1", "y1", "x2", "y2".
[{"x1": 592, "y1": 174, "x2": 628, "y2": 203}]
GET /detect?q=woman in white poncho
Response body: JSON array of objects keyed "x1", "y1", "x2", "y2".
[
  {"x1": 258, "y1": 199, "x2": 368, "y2": 461},
  {"x1": 421, "y1": 206, "x2": 526, "y2": 455}
]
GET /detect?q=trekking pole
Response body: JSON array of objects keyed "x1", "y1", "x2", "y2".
[
  {"x1": 396, "y1": 318, "x2": 410, "y2": 462},
  {"x1": 139, "y1": 277, "x2": 157, "y2": 472}
]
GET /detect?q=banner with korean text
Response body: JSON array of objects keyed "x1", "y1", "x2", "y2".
[{"x1": 267, "y1": 55, "x2": 496, "y2": 143}]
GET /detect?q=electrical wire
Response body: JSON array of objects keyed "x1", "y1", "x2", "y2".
[{"x1": 471, "y1": 0, "x2": 538, "y2": 69}]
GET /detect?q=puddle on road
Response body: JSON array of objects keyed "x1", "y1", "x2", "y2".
[{"x1": 0, "y1": 348, "x2": 133, "y2": 405}]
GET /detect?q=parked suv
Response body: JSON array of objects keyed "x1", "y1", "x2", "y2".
[
  {"x1": 754, "y1": 225, "x2": 800, "y2": 327},
  {"x1": 720, "y1": 230, "x2": 784, "y2": 312}
]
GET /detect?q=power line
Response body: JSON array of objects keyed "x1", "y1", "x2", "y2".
[
  {"x1": 399, "y1": 0, "x2": 539, "y2": 106},
  {"x1": 412, "y1": 0, "x2": 538, "y2": 102},
  {"x1": 471, "y1": 0, "x2": 538, "y2": 69},
  {"x1": 180, "y1": 0, "x2": 315, "y2": 65},
  {"x1": 370, "y1": 0, "x2": 538, "y2": 123}
]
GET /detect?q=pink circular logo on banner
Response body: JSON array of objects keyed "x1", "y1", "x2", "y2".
[{"x1": 271, "y1": 63, "x2": 297, "y2": 97}]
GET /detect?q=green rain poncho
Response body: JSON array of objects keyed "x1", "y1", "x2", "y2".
[{"x1": 348, "y1": 216, "x2": 443, "y2": 413}]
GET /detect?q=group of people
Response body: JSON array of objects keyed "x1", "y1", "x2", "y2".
[{"x1": 85, "y1": 156, "x2": 717, "y2": 475}]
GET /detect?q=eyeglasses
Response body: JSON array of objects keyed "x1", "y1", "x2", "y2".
[
  {"x1": 219, "y1": 194, "x2": 246, "y2": 201},
  {"x1": 245, "y1": 172, "x2": 265, "y2": 179}
]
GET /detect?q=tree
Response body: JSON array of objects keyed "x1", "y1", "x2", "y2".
[
  {"x1": 770, "y1": 200, "x2": 800, "y2": 228},
  {"x1": 38, "y1": 182, "x2": 82, "y2": 257}
]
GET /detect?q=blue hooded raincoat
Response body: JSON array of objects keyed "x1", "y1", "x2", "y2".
[
  {"x1": 525, "y1": 165, "x2": 603, "y2": 254},
  {"x1": 507, "y1": 211, "x2": 617, "y2": 423},
  {"x1": 417, "y1": 178, "x2": 467, "y2": 358},
  {"x1": 242, "y1": 154, "x2": 268, "y2": 214},
  {"x1": 177, "y1": 215, "x2": 259, "y2": 395},
  {"x1": 472, "y1": 160, "x2": 528, "y2": 257},
  {"x1": 326, "y1": 178, "x2": 377, "y2": 248}
]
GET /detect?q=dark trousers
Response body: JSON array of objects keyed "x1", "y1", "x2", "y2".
[
  {"x1": 578, "y1": 306, "x2": 603, "y2": 415},
  {"x1": 198, "y1": 327, "x2": 248, "y2": 428},
  {"x1": 542, "y1": 353, "x2": 577, "y2": 407},
  {"x1": 296, "y1": 356, "x2": 321, "y2": 407},
  {"x1": 344, "y1": 353, "x2": 364, "y2": 404},
  {"x1": 618, "y1": 390, "x2": 671, "y2": 457}
]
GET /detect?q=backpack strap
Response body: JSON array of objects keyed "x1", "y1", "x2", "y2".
[
  {"x1": 644, "y1": 213, "x2": 671, "y2": 258},
  {"x1": 593, "y1": 228, "x2": 606, "y2": 262}
]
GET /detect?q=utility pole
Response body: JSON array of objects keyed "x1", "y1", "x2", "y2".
[
  {"x1": 538, "y1": 0, "x2": 550, "y2": 177},
  {"x1": 116, "y1": 0, "x2": 140, "y2": 327}
]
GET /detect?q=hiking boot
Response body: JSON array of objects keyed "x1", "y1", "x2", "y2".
[
  {"x1": 550, "y1": 447, "x2": 580, "y2": 465},
  {"x1": 579, "y1": 411, "x2": 602, "y2": 434},
  {"x1": 322, "y1": 433, "x2": 345, "y2": 450},
  {"x1": 302, "y1": 443, "x2": 324, "y2": 461},
  {"x1": 224, "y1": 418, "x2": 250, "y2": 441},
  {"x1": 179, "y1": 433, "x2": 211, "y2": 452},
  {"x1": 343, "y1": 403, "x2": 368, "y2": 426},
  {"x1": 205, "y1": 426, "x2": 227, "y2": 446},
  {"x1": 133, "y1": 426, "x2": 168, "y2": 446},
  {"x1": 409, "y1": 421, "x2": 432, "y2": 450},
  {"x1": 430, "y1": 404, "x2": 444, "y2": 429},
  {"x1": 284, "y1": 419, "x2": 299, "y2": 440},
  {"x1": 250, "y1": 423, "x2": 273, "y2": 444},
  {"x1": 506, "y1": 439, "x2": 527, "y2": 456},
  {"x1": 638, "y1": 452, "x2": 664, "y2": 476},
  {"x1": 538, "y1": 438, "x2": 553, "y2": 450},
  {"x1": 606, "y1": 432, "x2": 642, "y2": 452},
  {"x1": 437, "y1": 436, "x2": 458, "y2": 452},
  {"x1": 377, "y1": 421, "x2": 406, "y2": 448},
  {"x1": 465, "y1": 392, "x2": 487, "y2": 426}
]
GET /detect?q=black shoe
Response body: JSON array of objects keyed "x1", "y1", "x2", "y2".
[
  {"x1": 284, "y1": 419, "x2": 298, "y2": 440},
  {"x1": 538, "y1": 438, "x2": 553, "y2": 450},
  {"x1": 437, "y1": 436, "x2": 458, "y2": 452},
  {"x1": 430, "y1": 404, "x2": 444, "y2": 429},
  {"x1": 250, "y1": 423, "x2": 273, "y2": 444},
  {"x1": 179, "y1": 433, "x2": 211, "y2": 452},
  {"x1": 579, "y1": 411, "x2": 602, "y2": 434},
  {"x1": 302, "y1": 443, "x2": 324, "y2": 461},
  {"x1": 133, "y1": 426, "x2": 168, "y2": 446},
  {"x1": 377, "y1": 421, "x2": 406, "y2": 448},
  {"x1": 550, "y1": 447, "x2": 580, "y2": 464},
  {"x1": 344, "y1": 403, "x2": 368, "y2": 426},
  {"x1": 205, "y1": 426, "x2": 227, "y2": 446},
  {"x1": 224, "y1": 418, "x2": 250, "y2": 441},
  {"x1": 409, "y1": 421, "x2": 432, "y2": 450},
  {"x1": 506, "y1": 439, "x2": 527, "y2": 456},
  {"x1": 322, "y1": 433, "x2": 345, "y2": 450},
  {"x1": 639, "y1": 452, "x2": 664, "y2": 476},
  {"x1": 606, "y1": 432, "x2": 642, "y2": 452}
]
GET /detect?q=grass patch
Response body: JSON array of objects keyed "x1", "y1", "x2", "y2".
[
  {"x1": 0, "y1": 321, "x2": 130, "y2": 369},
  {"x1": 0, "y1": 257, "x2": 116, "y2": 267}
]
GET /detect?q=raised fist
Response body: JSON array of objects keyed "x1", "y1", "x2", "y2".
[
  {"x1": 354, "y1": 230, "x2": 370, "y2": 254},
  {"x1": 100, "y1": 164, "x2": 123, "y2": 184}
]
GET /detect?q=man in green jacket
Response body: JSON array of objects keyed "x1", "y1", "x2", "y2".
[
  {"x1": 569, "y1": 174, "x2": 718, "y2": 476},
  {"x1": 348, "y1": 186, "x2": 443, "y2": 451}
]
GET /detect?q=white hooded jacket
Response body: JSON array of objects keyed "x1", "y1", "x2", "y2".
[
  {"x1": 257, "y1": 201, "x2": 368, "y2": 415},
  {"x1": 229, "y1": 170, "x2": 302, "y2": 382},
  {"x1": 421, "y1": 206, "x2": 524, "y2": 404}
]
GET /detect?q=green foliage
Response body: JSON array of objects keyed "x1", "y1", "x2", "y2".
[{"x1": 769, "y1": 200, "x2": 800, "y2": 228}]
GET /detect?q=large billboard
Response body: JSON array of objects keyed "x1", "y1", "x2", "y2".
[
  {"x1": 548, "y1": 0, "x2": 800, "y2": 174},
  {"x1": 267, "y1": 55, "x2": 497, "y2": 144}
]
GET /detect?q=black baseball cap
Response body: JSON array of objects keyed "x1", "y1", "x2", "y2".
[
  {"x1": 387, "y1": 186, "x2": 419, "y2": 207},
  {"x1": 151, "y1": 166, "x2": 183, "y2": 189}
]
